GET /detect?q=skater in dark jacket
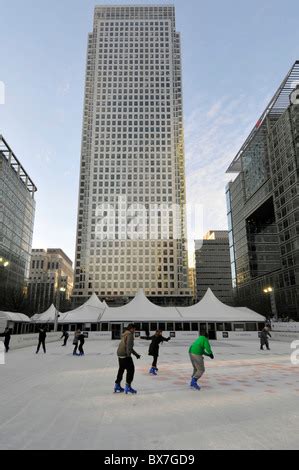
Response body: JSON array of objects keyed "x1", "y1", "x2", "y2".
[
  {"x1": 4, "y1": 328, "x2": 11, "y2": 353},
  {"x1": 36, "y1": 328, "x2": 47, "y2": 354},
  {"x1": 260, "y1": 326, "x2": 271, "y2": 350},
  {"x1": 60, "y1": 330, "x2": 69, "y2": 346},
  {"x1": 140, "y1": 330, "x2": 170, "y2": 375},
  {"x1": 78, "y1": 332, "x2": 85, "y2": 356},
  {"x1": 114, "y1": 324, "x2": 141, "y2": 394}
]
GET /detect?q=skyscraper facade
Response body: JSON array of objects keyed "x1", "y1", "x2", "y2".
[
  {"x1": 73, "y1": 5, "x2": 190, "y2": 305},
  {"x1": 195, "y1": 231, "x2": 233, "y2": 305},
  {"x1": 226, "y1": 62, "x2": 299, "y2": 319},
  {"x1": 28, "y1": 248, "x2": 74, "y2": 313},
  {"x1": 0, "y1": 135, "x2": 36, "y2": 306}
]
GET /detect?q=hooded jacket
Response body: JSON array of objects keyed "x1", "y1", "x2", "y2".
[{"x1": 117, "y1": 330, "x2": 138, "y2": 358}]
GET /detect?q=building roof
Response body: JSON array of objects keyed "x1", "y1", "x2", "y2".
[
  {"x1": 0, "y1": 135, "x2": 37, "y2": 194},
  {"x1": 227, "y1": 60, "x2": 299, "y2": 173}
]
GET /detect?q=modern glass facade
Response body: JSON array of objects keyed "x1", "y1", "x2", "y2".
[
  {"x1": 0, "y1": 136, "x2": 36, "y2": 294},
  {"x1": 73, "y1": 6, "x2": 190, "y2": 305},
  {"x1": 226, "y1": 62, "x2": 299, "y2": 318}
]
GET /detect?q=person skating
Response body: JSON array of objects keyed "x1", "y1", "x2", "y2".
[
  {"x1": 36, "y1": 328, "x2": 47, "y2": 354},
  {"x1": 260, "y1": 326, "x2": 272, "y2": 350},
  {"x1": 189, "y1": 333, "x2": 214, "y2": 390},
  {"x1": 4, "y1": 327, "x2": 11, "y2": 353},
  {"x1": 78, "y1": 332, "x2": 85, "y2": 356},
  {"x1": 73, "y1": 329, "x2": 81, "y2": 355},
  {"x1": 140, "y1": 329, "x2": 170, "y2": 375},
  {"x1": 60, "y1": 330, "x2": 69, "y2": 347},
  {"x1": 114, "y1": 324, "x2": 141, "y2": 394}
]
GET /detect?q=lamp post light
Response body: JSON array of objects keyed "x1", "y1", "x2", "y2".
[
  {"x1": 0, "y1": 257, "x2": 10, "y2": 268},
  {"x1": 54, "y1": 287, "x2": 66, "y2": 332},
  {"x1": 263, "y1": 286, "x2": 278, "y2": 321}
]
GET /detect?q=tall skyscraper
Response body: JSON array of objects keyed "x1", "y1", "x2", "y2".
[
  {"x1": 226, "y1": 61, "x2": 299, "y2": 319},
  {"x1": 73, "y1": 5, "x2": 190, "y2": 305}
]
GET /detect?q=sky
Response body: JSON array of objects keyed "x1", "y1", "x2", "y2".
[{"x1": 1, "y1": 0, "x2": 299, "y2": 265}]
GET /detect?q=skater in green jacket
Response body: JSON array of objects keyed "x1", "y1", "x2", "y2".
[{"x1": 189, "y1": 333, "x2": 214, "y2": 390}]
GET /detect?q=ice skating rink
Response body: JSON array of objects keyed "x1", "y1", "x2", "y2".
[{"x1": 0, "y1": 338, "x2": 298, "y2": 450}]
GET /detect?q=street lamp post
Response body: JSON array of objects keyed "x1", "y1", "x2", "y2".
[
  {"x1": 54, "y1": 287, "x2": 66, "y2": 332},
  {"x1": 263, "y1": 287, "x2": 278, "y2": 321},
  {"x1": 0, "y1": 257, "x2": 10, "y2": 294}
]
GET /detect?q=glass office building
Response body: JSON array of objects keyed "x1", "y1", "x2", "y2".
[
  {"x1": 0, "y1": 135, "x2": 36, "y2": 295},
  {"x1": 226, "y1": 62, "x2": 299, "y2": 318}
]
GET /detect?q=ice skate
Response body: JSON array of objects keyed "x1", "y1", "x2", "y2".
[
  {"x1": 125, "y1": 384, "x2": 137, "y2": 394},
  {"x1": 149, "y1": 367, "x2": 157, "y2": 375},
  {"x1": 190, "y1": 377, "x2": 201, "y2": 390},
  {"x1": 114, "y1": 383, "x2": 124, "y2": 393}
]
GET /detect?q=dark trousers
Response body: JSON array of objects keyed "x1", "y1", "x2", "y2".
[
  {"x1": 36, "y1": 340, "x2": 46, "y2": 353},
  {"x1": 116, "y1": 357, "x2": 135, "y2": 386},
  {"x1": 261, "y1": 339, "x2": 270, "y2": 350},
  {"x1": 152, "y1": 355, "x2": 158, "y2": 368},
  {"x1": 78, "y1": 343, "x2": 84, "y2": 354},
  {"x1": 73, "y1": 344, "x2": 78, "y2": 354},
  {"x1": 62, "y1": 337, "x2": 68, "y2": 346},
  {"x1": 4, "y1": 340, "x2": 10, "y2": 353}
]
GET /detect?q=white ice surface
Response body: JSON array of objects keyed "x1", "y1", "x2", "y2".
[{"x1": 0, "y1": 339, "x2": 298, "y2": 450}]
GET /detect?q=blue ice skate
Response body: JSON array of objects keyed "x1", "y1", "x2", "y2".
[
  {"x1": 114, "y1": 383, "x2": 124, "y2": 393},
  {"x1": 190, "y1": 377, "x2": 201, "y2": 390},
  {"x1": 125, "y1": 384, "x2": 137, "y2": 394},
  {"x1": 149, "y1": 367, "x2": 157, "y2": 375}
]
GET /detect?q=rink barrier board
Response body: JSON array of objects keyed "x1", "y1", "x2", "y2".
[
  {"x1": 7, "y1": 332, "x2": 62, "y2": 350},
  {"x1": 270, "y1": 322, "x2": 299, "y2": 332}
]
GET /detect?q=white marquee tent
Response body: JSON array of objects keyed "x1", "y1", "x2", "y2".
[
  {"x1": 0, "y1": 311, "x2": 30, "y2": 323},
  {"x1": 31, "y1": 304, "x2": 66, "y2": 323},
  {"x1": 60, "y1": 293, "x2": 105, "y2": 324},
  {"x1": 26, "y1": 289, "x2": 265, "y2": 326},
  {"x1": 100, "y1": 290, "x2": 181, "y2": 322},
  {"x1": 176, "y1": 289, "x2": 264, "y2": 322},
  {"x1": 96, "y1": 288, "x2": 264, "y2": 324}
]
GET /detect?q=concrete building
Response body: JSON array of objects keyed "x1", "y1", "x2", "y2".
[
  {"x1": 73, "y1": 5, "x2": 190, "y2": 306},
  {"x1": 195, "y1": 231, "x2": 233, "y2": 305},
  {"x1": 188, "y1": 267, "x2": 196, "y2": 301},
  {"x1": 27, "y1": 249, "x2": 73, "y2": 313},
  {"x1": 226, "y1": 61, "x2": 299, "y2": 319},
  {"x1": 0, "y1": 135, "x2": 36, "y2": 307}
]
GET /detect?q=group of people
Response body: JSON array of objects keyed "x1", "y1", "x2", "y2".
[
  {"x1": 114, "y1": 324, "x2": 215, "y2": 394},
  {"x1": 2, "y1": 323, "x2": 272, "y2": 395},
  {"x1": 34, "y1": 328, "x2": 85, "y2": 356}
]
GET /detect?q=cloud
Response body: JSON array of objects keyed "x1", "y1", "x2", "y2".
[
  {"x1": 184, "y1": 91, "x2": 270, "y2": 266},
  {"x1": 35, "y1": 148, "x2": 53, "y2": 164},
  {"x1": 57, "y1": 80, "x2": 71, "y2": 97}
]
